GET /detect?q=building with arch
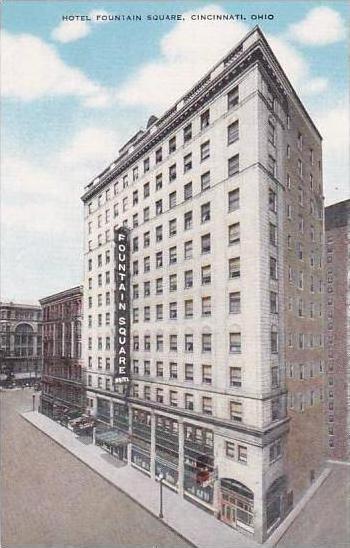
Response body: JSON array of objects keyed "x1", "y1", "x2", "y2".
[
  {"x1": 0, "y1": 302, "x2": 42, "y2": 386},
  {"x1": 40, "y1": 286, "x2": 84, "y2": 418},
  {"x1": 81, "y1": 27, "x2": 325, "y2": 542}
]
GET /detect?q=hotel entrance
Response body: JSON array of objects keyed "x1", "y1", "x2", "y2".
[{"x1": 220, "y1": 479, "x2": 254, "y2": 534}]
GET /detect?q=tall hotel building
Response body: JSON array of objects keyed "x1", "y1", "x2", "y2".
[
  {"x1": 81, "y1": 27, "x2": 325, "y2": 542},
  {"x1": 325, "y1": 200, "x2": 350, "y2": 461}
]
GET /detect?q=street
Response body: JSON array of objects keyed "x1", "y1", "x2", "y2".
[{"x1": 0, "y1": 389, "x2": 191, "y2": 547}]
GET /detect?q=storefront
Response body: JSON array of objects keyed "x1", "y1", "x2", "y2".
[
  {"x1": 95, "y1": 428, "x2": 129, "y2": 460},
  {"x1": 220, "y1": 478, "x2": 254, "y2": 533},
  {"x1": 184, "y1": 423, "x2": 214, "y2": 506},
  {"x1": 155, "y1": 415, "x2": 179, "y2": 488},
  {"x1": 96, "y1": 397, "x2": 111, "y2": 423},
  {"x1": 131, "y1": 408, "x2": 151, "y2": 473},
  {"x1": 266, "y1": 476, "x2": 287, "y2": 530}
]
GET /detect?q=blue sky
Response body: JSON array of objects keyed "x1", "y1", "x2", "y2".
[{"x1": 1, "y1": 1, "x2": 349, "y2": 302}]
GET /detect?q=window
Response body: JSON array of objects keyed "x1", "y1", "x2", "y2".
[
  {"x1": 268, "y1": 155, "x2": 276, "y2": 177},
  {"x1": 184, "y1": 270, "x2": 193, "y2": 289},
  {"x1": 201, "y1": 202, "x2": 210, "y2": 223},
  {"x1": 156, "y1": 304, "x2": 163, "y2": 320},
  {"x1": 229, "y1": 257, "x2": 240, "y2": 278},
  {"x1": 156, "y1": 335, "x2": 163, "y2": 351},
  {"x1": 228, "y1": 86, "x2": 239, "y2": 109},
  {"x1": 133, "y1": 237, "x2": 139, "y2": 252},
  {"x1": 230, "y1": 401, "x2": 242, "y2": 422},
  {"x1": 270, "y1": 257, "x2": 277, "y2": 280},
  {"x1": 144, "y1": 256, "x2": 150, "y2": 273},
  {"x1": 228, "y1": 223, "x2": 240, "y2": 244},
  {"x1": 269, "y1": 223, "x2": 277, "y2": 246},
  {"x1": 268, "y1": 121, "x2": 276, "y2": 145},
  {"x1": 156, "y1": 173, "x2": 163, "y2": 191},
  {"x1": 156, "y1": 199, "x2": 162, "y2": 215},
  {"x1": 184, "y1": 300, "x2": 193, "y2": 318},
  {"x1": 144, "y1": 281, "x2": 150, "y2": 297},
  {"x1": 229, "y1": 292, "x2": 241, "y2": 314},
  {"x1": 202, "y1": 296, "x2": 211, "y2": 316},
  {"x1": 269, "y1": 189, "x2": 277, "y2": 212},
  {"x1": 229, "y1": 332, "x2": 241, "y2": 354},
  {"x1": 202, "y1": 365, "x2": 212, "y2": 385},
  {"x1": 228, "y1": 189, "x2": 239, "y2": 211},
  {"x1": 133, "y1": 166, "x2": 139, "y2": 182},
  {"x1": 184, "y1": 182, "x2": 192, "y2": 200},
  {"x1": 202, "y1": 397, "x2": 212, "y2": 415},
  {"x1": 183, "y1": 123, "x2": 192, "y2": 142},
  {"x1": 169, "y1": 164, "x2": 176, "y2": 183},
  {"x1": 156, "y1": 251, "x2": 163, "y2": 268},
  {"x1": 156, "y1": 277, "x2": 163, "y2": 294},
  {"x1": 169, "y1": 273, "x2": 177, "y2": 291},
  {"x1": 298, "y1": 159, "x2": 303, "y2": 177},
  {"x1": 201, "y1": 171, "x2": 210, "y2": 191},
  {"x1": 184, "y1": 153, "x2": 192, "y2": 172},
  {"x1": 170, "y1": 391, "x2": 178, "y2": 407},
  {"x1": 144, "y1": 306, "x2": 150, "y2": 322},
  {"x1": 143, "y1": 231, "x2": 150, "y2": 248},
  {"x1": 202, "y1": 265, "x2": 211, "y2": 285},
  {"x1": 185, "y1": 393, "x2": 194, "y2": 410},
  {"x1": 230, "y1": 367, "x2": 242, "y2": 387},
  {"x1": 200, "y1": 140, "x2": 210, "y2": 161},
  {"x1": 156, "y1": 388, "x2": 164, "y2": 403},
  {"x1": 270, "y1": 292, "x2": 278, "y2": 314},
  {"x1": 226, "y1": 441, "x2": 235, "y2": 458},
  {"x1": 169, "y1": 246, "x2": 177, "y2": 265},
  {"x1": 201, "y1": 234, "x2": 211, "y2": 254},
  {"x1": 184, "y1": 211, "x2": 193, "y2": 230},
  {"x1": 169, "y1": 219, "x2": 177, "y2": 237},
  {"x1": 144, "y1": 207, "x2": 150, "y2": 222},
  {"x1": 144, "y1": 182, "x2": 150, "y2": 198},
  {"x1": 170, "y1": 362, "x2": 178, "y2": 379},
  {"x1": 185, "y1": 363, "x2": 194, "y2": 381},
  {"x1": 155, "y1": 225, "x2": 162, "y2": 242},
  {"x1": 184, "y1": 240, "x2": 193, "y2": 259},
  {"x1": 228, "y1": 120, "x2": 239, "y2": 144},
  {"x1": 201, "y1": 109, "x2": 210, "y2": 129},
  {"x1": 185, "y1": 334, "x2": 193, "y2": 352},
  {"x1": 228, "y1": 154, "x2": 239, "y2": 177},
  {"x1": 169, "y1": 191, "x2": 177, "y2": 209},
  {"x1": 144, "y1": 157, "x2": 150, "y2": 173},
  {"x1": 169, "y1": 136, "x2": 176, "y2": 154},
  {"x1": 156, "y1": 361, "x2": 163, "y2": 377},
  {"x1": 238, "y1": 445, "x2": 247, "y2": 463},
  {"x1": 271, "y1": 326, "x2": 278, "y2": 353},
  {"x1": 297, "y1": 132, "x2": 303, "y2": 150},
  {"x1": 169, "y1": 302, "x2": 177, "y2": 319},
  {"x1": 155, "y1": 147, "x2": 162, "y2": 163},
  {"x1": 202, "y1": 333, "x2": 212, "y2": 353}
]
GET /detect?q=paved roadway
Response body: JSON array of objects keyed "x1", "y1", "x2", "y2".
[{"x1": 0, "y1": 389, "x2": 191, "y2": 548}]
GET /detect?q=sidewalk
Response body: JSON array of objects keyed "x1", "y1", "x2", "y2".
[{"x1": 21, "y1": 410, "x2": 258, "y2": 548}]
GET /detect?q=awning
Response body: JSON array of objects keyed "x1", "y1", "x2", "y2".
[{"x1": 95, "y1": 430, "x2": 130, "y2": 447}]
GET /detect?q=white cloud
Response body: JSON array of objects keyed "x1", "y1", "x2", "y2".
[
  {"x1": 116, "y1": 4, "x2": 329, "y2": 111},
  {"x1": 288, "y1": 6, "x2": 346, "y2": 46},
  {"x1": 116, "y1": 5, "x2": 248, "y2": 111},
  {"x1": 313, "y1": 98, "x2": 349, "y2": 205},
  {"x1": 51, "y1": 20, "x2": 90, "y2": 44},
  {"x1": 51, "y1": 10, "x2": 110, "y2": 43},
  {"x1": 1, "y1": 31, "x2": 110, "y2": 107}
]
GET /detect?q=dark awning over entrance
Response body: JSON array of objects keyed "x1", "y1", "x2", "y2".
[{"x1": 95, "y1": 430, "x2": 130, "y2": 448}]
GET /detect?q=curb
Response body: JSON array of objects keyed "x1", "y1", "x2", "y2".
[
  {"x1": 265, "y1": 467, "x2": 332, "y2": 546},
  {"x1": 21, "y1": 412, "x2": 198, "y2": 548}
]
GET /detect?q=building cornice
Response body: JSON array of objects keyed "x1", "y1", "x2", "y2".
[{"x1": 39, "y1": 285, "x2": 83, "y2": 306}]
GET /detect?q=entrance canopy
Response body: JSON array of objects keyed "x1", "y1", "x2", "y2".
[{"x1": 95, "y1": 430, "x2": 130, "y2": 448}]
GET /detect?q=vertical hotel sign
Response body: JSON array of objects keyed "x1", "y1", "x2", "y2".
[{"x1": 114, "y1": 227, "x2": 130, "y2": 384}]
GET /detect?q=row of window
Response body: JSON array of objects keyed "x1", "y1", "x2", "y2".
[
  {"x1": 286, "y1": 332, "x2": 323, "y2": 349},
  {"x1": 87, "y1": 86, "x2": 240, "y2": 213},
  {"x1": 287, "y1": 360, "x2": 324, "y2": 379}
]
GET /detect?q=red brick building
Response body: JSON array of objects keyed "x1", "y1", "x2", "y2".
[
  {"x1": 325, "y1": 200, "x2": 350, "y2": 461},
  {"x1": 40, "y1": 286, "x2": 84, "y2": 419}
]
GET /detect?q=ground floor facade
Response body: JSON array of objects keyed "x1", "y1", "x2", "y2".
[
  {"x1": 87, "y1": 389, "x2": 294, "y2": 543},
  {"x1": 0, "y1": 356, "x2": 42, "y2": 387}
]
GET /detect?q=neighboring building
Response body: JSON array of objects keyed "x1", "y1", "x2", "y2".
[
  {"x1": 81, "y1": 27, "x2": 325, "y2": 542},
  {"x1": 40, "y1": 287, "x2": 84, "y2": 418},
  {"x1": 0, "y1": 302, "x2": 42, "y2": 386},
  {"x1": 325, "y1": 200, "x2": 350, "y2": 461}
]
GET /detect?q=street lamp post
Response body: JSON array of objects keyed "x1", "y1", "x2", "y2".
[
  {"x1": 158, "y1": 472, "x2": 164, "y2": 519},
  {"x1": 32, "y1": 393, "x2": 36, "y2": 412}
]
